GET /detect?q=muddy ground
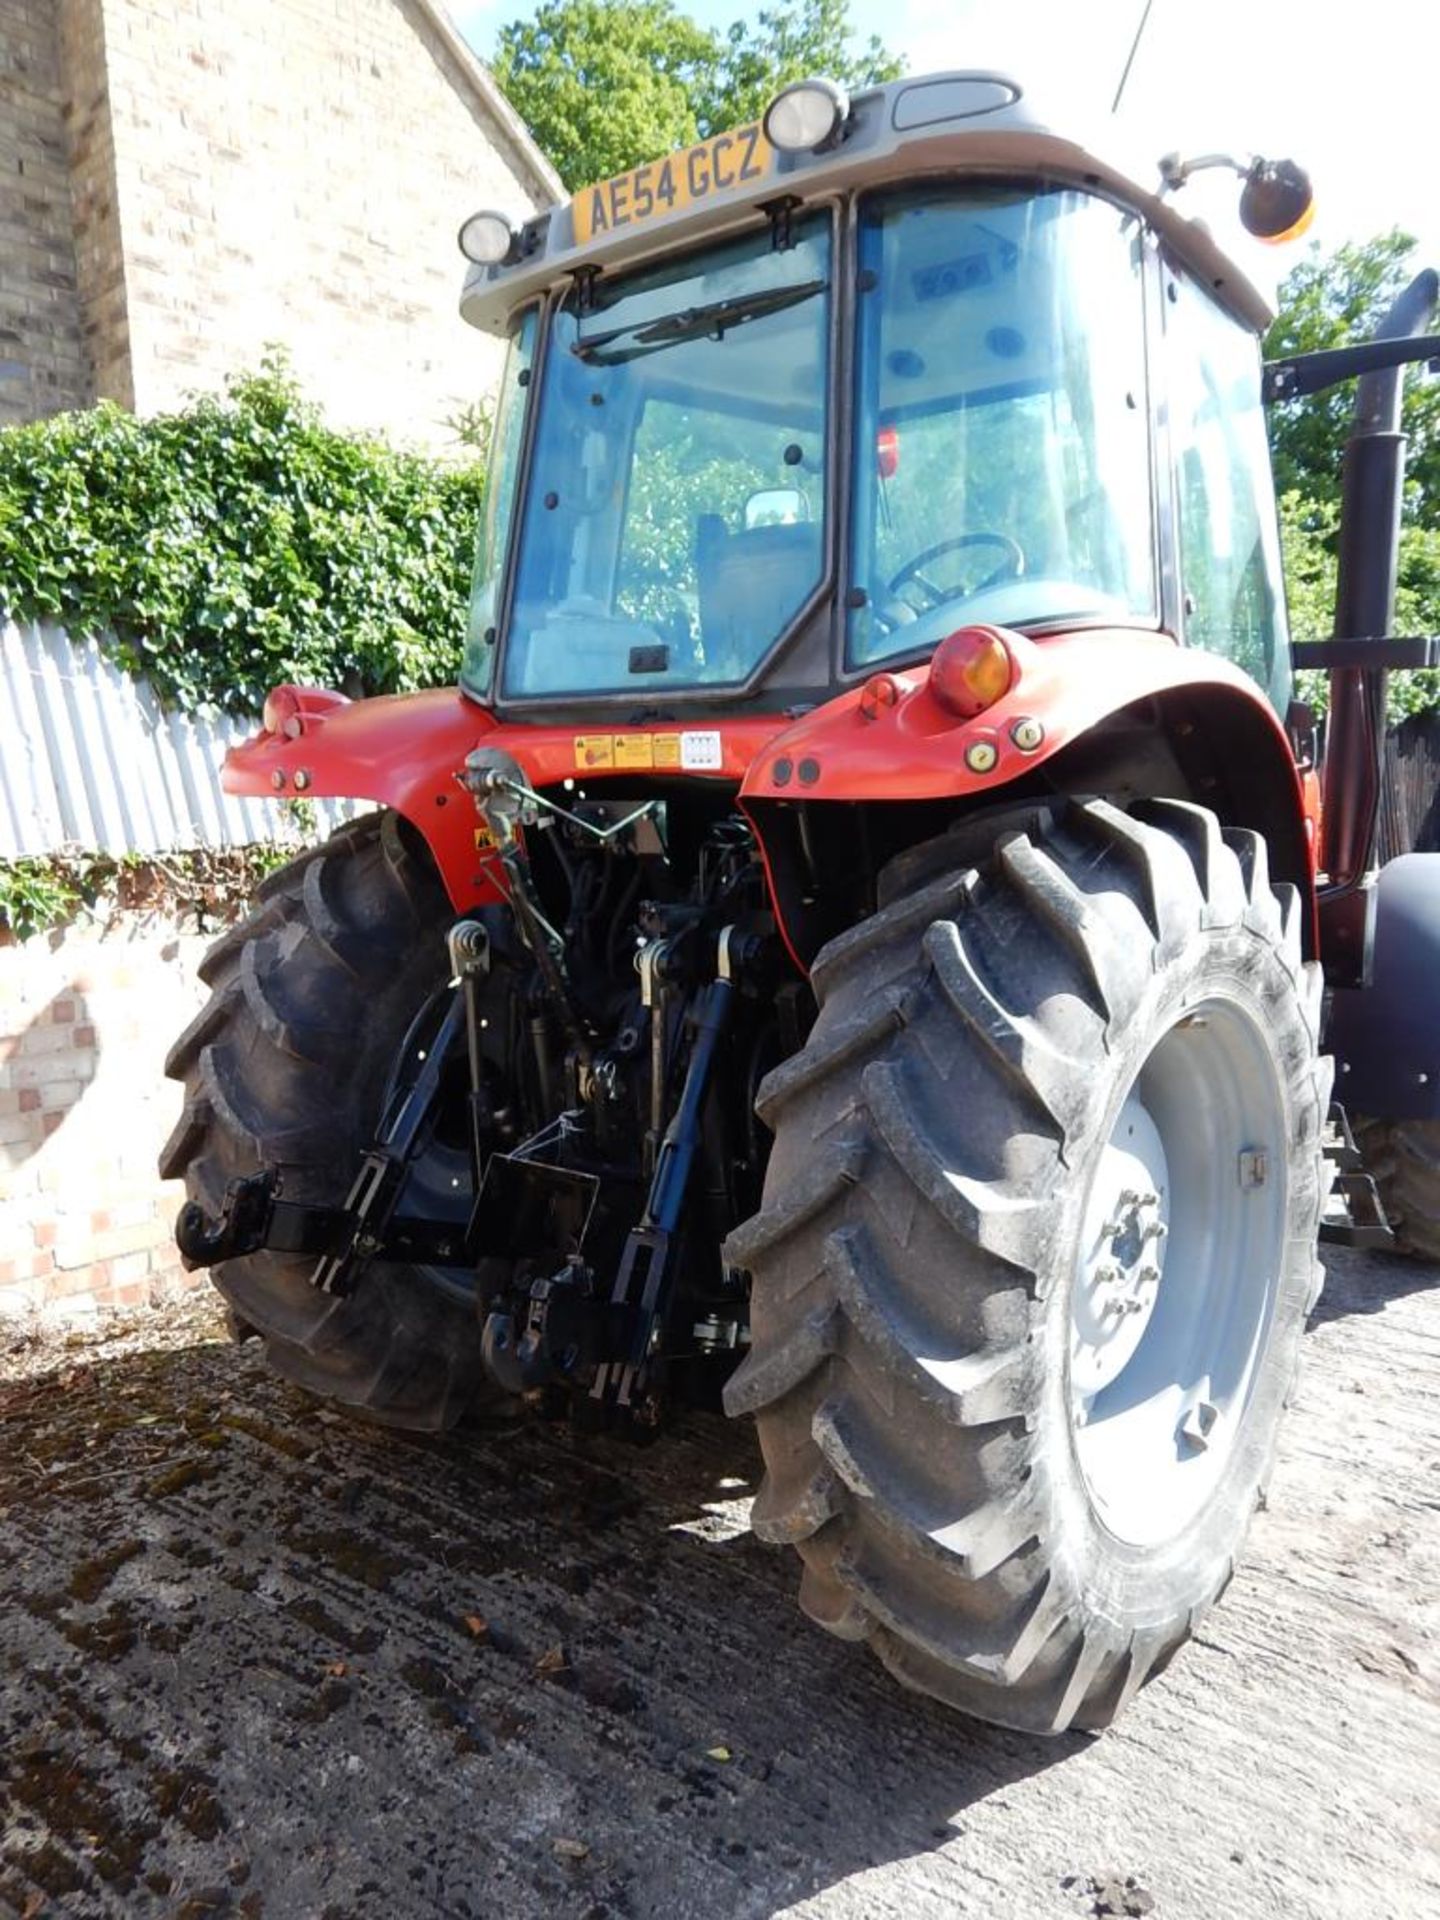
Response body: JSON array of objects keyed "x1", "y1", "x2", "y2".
[{"x1": 1, "y1": 1246, "x2": 1437, "y2": 1920}]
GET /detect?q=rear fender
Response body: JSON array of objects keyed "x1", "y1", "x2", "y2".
[
  {"x1": 1328, "y1": 854, "x2": 1440, "y2": 1120},
  {"x1": 223, "y1": 687, "x2": 502, "y2": 908},
  {"x1": 741, "y1": 628, "x2": 1315, "y2": 967},
  {"x1": 222, "y1": 686, "x2": 790, "y2": 911}
]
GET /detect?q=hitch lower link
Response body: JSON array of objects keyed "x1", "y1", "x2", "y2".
[{"x1": 175, "y1": 919, "x2": 492, "y2": 1296}]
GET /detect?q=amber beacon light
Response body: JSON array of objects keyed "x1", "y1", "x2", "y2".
[{"x1": 929, "y1": 626, "x2": 1017, "y2": 719}]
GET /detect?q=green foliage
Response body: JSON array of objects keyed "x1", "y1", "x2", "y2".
[
  {"x1": 0, "y1": 858, "x2": 82, "y2": 943},
  {"x1": 707, "y1": 0, "x2": 904, "y2": 130},
  {"x1": 1267, "y1": 232, "x2": 1440, "y2": 717},
  {"x1": 491, "y1": 0, "x2": 903, "y2": 189},
  {"x1": 0, "y1": 357, "x2": 486, "y2": 716},
  {"x1": 1266, "y1": 231, "x2": 1440, "y2": 521},
  {"x1": 0, "y1": 845, "x2": 294, "y2": 942},
  {"x1": 1279, "y1": 490, "x2": 1440, "y2": 724},
  {"x1": 491, "y1": 1, "x2": 719, "y2": 191}
]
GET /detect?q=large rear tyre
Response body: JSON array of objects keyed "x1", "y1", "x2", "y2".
[
  {"x1": 1352, "y1": 1118, "x2": 1440, "y2": 1260},
  {"x1": 725, "y1": 798, "x2": 1330, "y2": 1733},
  {"x1": 161, "y1": 812, "x2": 498, "y2": 1430}
]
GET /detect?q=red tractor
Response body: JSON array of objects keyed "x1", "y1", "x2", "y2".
[{"x1": 164, "y1": 72, "x2": 1440, "y2": 1734}]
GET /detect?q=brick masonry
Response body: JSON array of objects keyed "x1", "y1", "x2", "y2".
[
  {"x1": 1, "y1": 0, "x2": 558, "y2": 446},
  {"x1": 0, "y1": 906, "x2": 211, "y2": 1326},
  {"x1": 0, "y1": 0, "x2": 93, "y2": 425}
]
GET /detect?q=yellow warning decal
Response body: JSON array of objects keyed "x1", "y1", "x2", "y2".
[
  {"x1": 574, "y1": 734, "x2": 615, "y2": 770},
  {"x1": 474, "y1": 823, "x2": 497, "y2": 851},
  {"x1": 614, "y1": 733, "x2": 654, "y2": 769},
  {"x1": 574, "y1": 732, "x2": 690, "y2": 771}
]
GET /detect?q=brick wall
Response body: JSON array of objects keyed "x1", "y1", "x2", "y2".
[
  {"x1": 0, "y1": 0, "x2": 92, "y2": 425},
  {"x1": 0, "y1": 909, "x2": 210, "y2": 1327},
  {"x1": 87, "y1": 0, "x2": 554, "y2": 448},
  {"x1": 58, "y1": 0, "x2": 134, "y2": 408}
]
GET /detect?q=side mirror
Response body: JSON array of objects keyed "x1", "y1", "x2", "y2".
[
  {"x1": 744, "y1": 487, "x2": 807, "y2": 530},
  {"x1": 1159, "y1": 149, "x2": 1315, "y2": 247},
  {"x1": 1240, "y1": 158, "x2": 1314, "y2": 244}
]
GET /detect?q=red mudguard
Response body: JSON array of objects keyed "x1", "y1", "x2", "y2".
[{"x1": 223, "y1": 630, "x2": 1314, "y2": 947}]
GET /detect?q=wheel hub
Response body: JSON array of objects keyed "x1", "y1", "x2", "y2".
[{"x1": 1071, "y1": 1093, "x2": 1170, "y2": 1401}]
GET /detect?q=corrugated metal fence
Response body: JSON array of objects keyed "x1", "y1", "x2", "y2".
[
  {"x1": 0, "y1": 619, "x2": 357, "y2": 857},
  {"x1": 7, "y1": 615, "x2": 1438, "y2": 865}
]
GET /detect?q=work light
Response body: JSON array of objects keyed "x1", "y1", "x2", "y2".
[
  {"x1": 763, "y1": 77, "x2": 849, "y2": 154},
  {"x1": 458, "y1": 209, "x2": 520, "y2": 266}
]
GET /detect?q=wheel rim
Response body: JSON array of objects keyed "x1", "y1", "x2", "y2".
[{"x1": 1069, "y1": 996, "x2": 1289, "y2": 1548}]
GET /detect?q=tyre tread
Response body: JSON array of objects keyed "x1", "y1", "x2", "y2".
[
  {"x1": 731, "y1": 797, "x2": 1329, "y2": 1733},
  {"x1": 161, "y1": 812, "x2": 497, "y2": 1430}
]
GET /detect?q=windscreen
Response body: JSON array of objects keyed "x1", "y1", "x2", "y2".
[
  {"x1": 849, "y1": 186, "x2": 1157, "y2": 668},
  {"x1": 463, "y1": 307, "x2": 537, "y2": 696},
  {"x1": 498, "y1": 214, "x2": 832, "y2": 700}
]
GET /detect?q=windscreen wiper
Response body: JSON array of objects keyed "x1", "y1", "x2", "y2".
[{"x1": 572, "y1": 278, "x2": 826, "y2": 365}]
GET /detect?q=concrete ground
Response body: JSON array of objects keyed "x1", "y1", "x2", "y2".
[{"x1": 0, "y1": 1244, "x2": 1437, "y2": 1920}]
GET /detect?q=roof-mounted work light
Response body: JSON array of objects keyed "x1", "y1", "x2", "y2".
[
  {"x1": 763, "y1": 77, "x2": 850, "y2": 154},
  {"x1": 458, "y1": 209, "x2": 521, "y2": 266}
]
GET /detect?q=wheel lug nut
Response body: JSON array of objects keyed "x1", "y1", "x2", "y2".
[
  {"x1": 1143, "y1": 1220, "x2": 1168, "y2": 1241},
  {"x1": 1093, "y1": 1263, "x2": 1119, "y2": 1285},
  {"x1": 1139, "y1": 1264, "x2": 1160, "y2": 1284},
  {"x1": 1179, "y1": 1400, "x2": 1220, "y2": 1450}
]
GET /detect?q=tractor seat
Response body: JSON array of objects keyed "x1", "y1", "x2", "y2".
[{"x1": 696, "y1": 517, "x2": 822, "y2": 673}]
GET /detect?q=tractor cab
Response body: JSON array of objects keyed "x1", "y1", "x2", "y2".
[{"x1": 458, "y1": 72, "x2": 1294, "y2": 720}]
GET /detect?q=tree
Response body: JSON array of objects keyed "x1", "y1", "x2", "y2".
[
  {"x1": 491, "y1": 1, "x2": 721, "y2": 193},
  {"x1": 1266, "y1": 233, "x2": 1440, "y2": 555},
  {"x1": 704, "y1": 0, "x2": 904, "y2": 131},
  {"x1": 491, "y1": 0, "x2": 903, "y2": 190},
  {"x1": 1268, "y1": 232, "x2": 1440, "y2": 715}
]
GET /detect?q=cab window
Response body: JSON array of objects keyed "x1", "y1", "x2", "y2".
[
  {"x1": 849, "y1": 186, "x2": 1156, "y2": 668},
  {"x1": 1167, "y1": 269, "x2": 1291, "y2": 712}
]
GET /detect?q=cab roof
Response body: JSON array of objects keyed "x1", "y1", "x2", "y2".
[{"x1": 459, "y1": 70, "x2": 1274, "y2": 338}]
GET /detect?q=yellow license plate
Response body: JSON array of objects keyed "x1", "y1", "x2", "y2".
[{"x1": 572, "y1": 123, "x2": 773, "y2": 246}]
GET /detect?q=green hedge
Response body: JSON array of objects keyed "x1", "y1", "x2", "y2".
[{"x1": 0, "y1": 358, "x2": 485, "y2": 716}]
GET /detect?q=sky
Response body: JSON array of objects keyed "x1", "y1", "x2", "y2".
[{"x1": 455, "y1": 0, "x2": 1440, "y2": 290}]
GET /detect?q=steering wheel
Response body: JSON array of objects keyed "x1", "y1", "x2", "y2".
[{"x1": 885, "y1": 532, "x2": 1025, "y2": 609}]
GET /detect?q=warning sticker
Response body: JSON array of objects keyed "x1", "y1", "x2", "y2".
[
  {"x1": 574, "y1": 734, "x2": 615, "y2": 770},
  {"x1": 474, "y1": 823, "x2": 497, "y2": 851},
  {"x1": 680, "y1": 730, "x2": 723, "y2": 771},
  {"x1": 572, "y1": 731, "x2": 724, "y2": 773},
  {"x1": 614, "y1": 733, "x2": 655, "y2": 769}
]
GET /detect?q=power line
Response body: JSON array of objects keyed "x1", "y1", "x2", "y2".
[{"x1": 1111, "y1": 0, "x2": 1156, "y2": 115}]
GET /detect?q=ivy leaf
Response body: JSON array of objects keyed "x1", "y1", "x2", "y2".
[{"x1": 0, "y1": 354, "x2": 485, "y2": 716}]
